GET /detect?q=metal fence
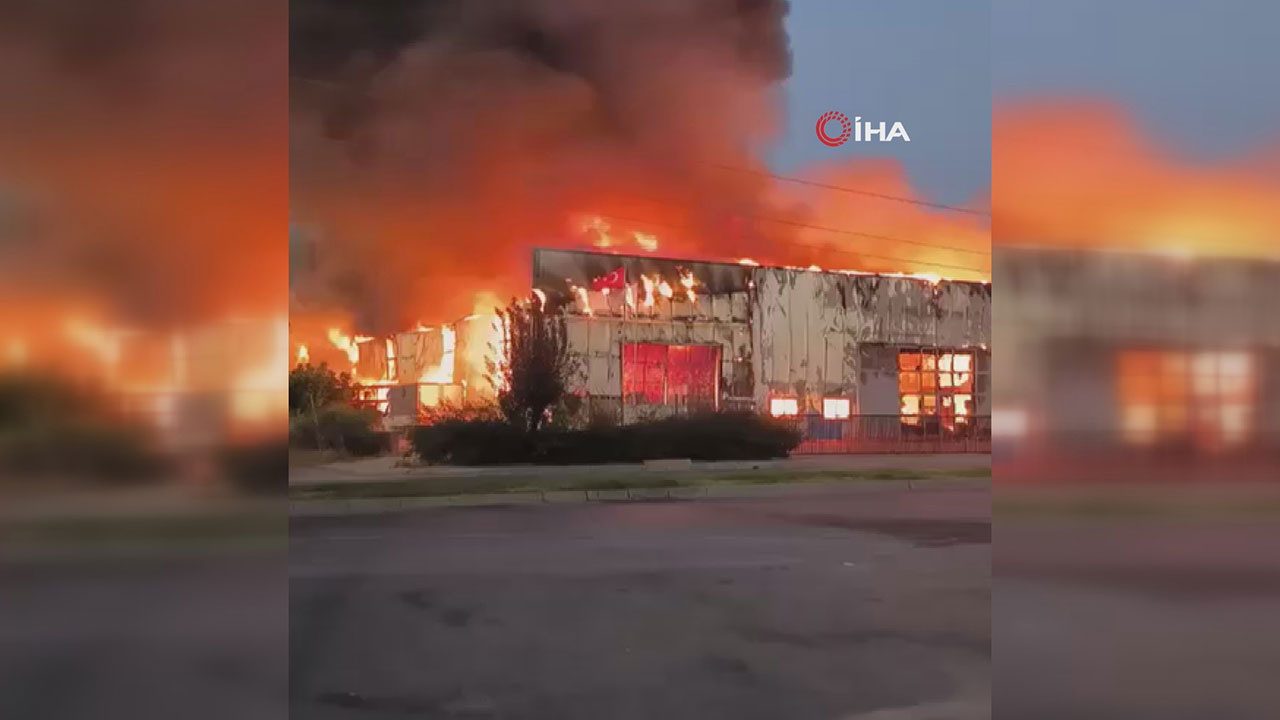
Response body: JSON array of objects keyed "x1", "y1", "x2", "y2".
[{"x1": 787, "y1": 414, "x2": 991, "y2": 455}]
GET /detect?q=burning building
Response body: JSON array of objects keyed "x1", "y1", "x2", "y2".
[
  {"x1": 536, "y1": 248, "x2": 990, "y2": 445},
  {"x1": 995, "y1": 246, "x2": 1280, "y2": 462},
  {"x1": 991, "y1": 102, "x2": 1280, "y2": 475},
  {"x1": 331, "y1": 247, "x2": 992, "y2": 452},
  {"x1": 317, "y1": 245, "x2": 988, "y2": 448}
]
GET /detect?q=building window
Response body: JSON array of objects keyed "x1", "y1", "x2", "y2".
[
  {"x1": 769, "y1": 397, "x2": 799, "y2": 417},
  {"x1": 1117, "y1": 350, "x2": 1254, "y2": 450},
  {"x1": 822, "y1": 397, "x2": 851, "y2": 419},
  {"x1": 621, "y1": 343, "x2": 720, "y2": 409},
  {"x1": 899, "y1": 350, "x2": 974, "y2": 429}
]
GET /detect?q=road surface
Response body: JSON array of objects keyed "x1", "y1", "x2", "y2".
[{"x1": 290, "y1": 484, "x2": 991, "y2": 719}]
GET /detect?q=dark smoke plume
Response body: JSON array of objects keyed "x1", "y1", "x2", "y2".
[{"x1": 290, "y1": 0, "x2": 793, "y2": 333}]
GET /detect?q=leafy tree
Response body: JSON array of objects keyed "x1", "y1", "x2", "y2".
[
  {"x1": 494, "y1": 296, "x2": 577, "y2": 433},
  {"x1": 288, "y1": 362, "x2": 352, "y2": 448},
  {"x1": 288, "y1": 362, "x2": 351, "y2": 415}
]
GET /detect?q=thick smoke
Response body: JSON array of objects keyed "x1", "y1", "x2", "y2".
[
  {"x1": 290, "y1": 0, "x2": 793, "y2": 333},
  {"x1": 994, "y1": 100, "x2": 1280, "y2": 258},
  {"x1": 0, "y1": 0, "x2": 286, "y2": 327}
]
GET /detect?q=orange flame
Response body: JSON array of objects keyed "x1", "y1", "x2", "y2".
[
  {"x1": 640, "y1": 275, "x2": 656, "y2": 308},
  {"x1": 419, "y1": 326, "x2": 457, "y2": 384},
  {"x1": 994, "y1": 101, "x2": 1280, "y2": 260},
  {"x1": 580, "y1": 215, "x2": 613, "y2": 248},
  {"x1": 327, "y1": 328, "x2": 369, "y2": 365},
  {"x1": 633, "y1": 231, "x2": 659, "y2": 252},
  {"x1": 572, "y1": 284, "x2": 592, "y2": 316},
  {"x1": 678, "y1": 267, "x2": 697, "y2": 302}
]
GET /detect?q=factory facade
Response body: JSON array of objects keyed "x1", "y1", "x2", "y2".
[
  {"x1": 994, "y1": 246, "x2": 1280, "y2": 457},
  {"x1": 533, "y1": 248, "x2": 992, "y2": 451}
]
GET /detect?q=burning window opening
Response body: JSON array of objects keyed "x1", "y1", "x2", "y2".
[
  {"x1": 822, "y1": 397, "x2": 851, "y2": 420},
  {"x1": 899, "y1": 350, "x2": 974, "y2": 431},
  {"x1": 769, "y1": 396, "x2": 800, "y2": 417},
  {"x1": 1116, "y1": 349, "x2": 1255, "y2": 451}
]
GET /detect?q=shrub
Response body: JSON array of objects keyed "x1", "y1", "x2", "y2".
[
  {"x1": 409, "y1": 411, "x2": 802, "y2": 465},
  {"x1": 534, "y1": 425, "x2": 633, "y2": 464},
  {"x1": 410, "y1": 420, "x2": 529, "y2": 465},
  {"x1": 219, "y1": 437, "x2": 288, "y2": 494},
  {"x1": 289, "y1": 404, "x2": 387, "y2": 457},
  {"x1": 0, "y1": 373, "x2": 168, "y2": 484},
  {"x1": 0, "y1": 421, "x2": 167, "y2": 484}
]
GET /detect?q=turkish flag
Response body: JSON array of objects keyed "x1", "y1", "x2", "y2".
[{"x1": 591, "y1": 266, "x2": 626, "y2": 291}]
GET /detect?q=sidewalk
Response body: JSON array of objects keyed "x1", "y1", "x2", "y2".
[
  {"x1": 289, "y1": 453, "x2": 991, "y2": 487},
  {"x1": 290, "y1": 475, "x2": 992, "y2": 517}
]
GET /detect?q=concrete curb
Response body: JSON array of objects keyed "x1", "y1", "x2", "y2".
[{"x1": 289, "y1": 477, "x2": 989, "y2": 517}]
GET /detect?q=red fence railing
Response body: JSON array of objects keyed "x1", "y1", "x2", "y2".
[{"x1": 787, "y1": 414, "x2": 991, "y2": 455}]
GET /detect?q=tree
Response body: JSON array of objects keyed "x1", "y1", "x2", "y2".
[
  {"x1": 494, "y1": 295, "x2": 576, "y2": 433},
  {"x1": 288, "y1": 362, "x2": 351, "y2": 415},
  {"x1": 288, "y1": 362, "x2": 352, "y2": 448}
]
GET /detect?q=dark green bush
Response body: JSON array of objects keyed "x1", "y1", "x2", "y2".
[
  {"x1": 219, "y1": 437, "x2": 289, "y2": 495},
  {"x1": 534, "y1": 425, "x2": 632, "y2": 464},
  {"x1": 0, "y1": 421, "x2": 167, "y2": 483},
  {"x1": 410, "y1": 420, "x2": 529, "y2": 465},
  {"x1": 409, "y1": 411, "x2": 801, "y2": 465},
  {"x1": 289, "y1": 404, "x2": 387, "y2": 457},
  {"x1": 0, "y1": 372, "x2": 168, "y2": 484},
  {"x1": 630, "y1": 412, "x2": 802, "y2": 461}
]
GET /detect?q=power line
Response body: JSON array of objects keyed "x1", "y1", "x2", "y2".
[
  {"x1": 707, "y1": 163, "x2": 991, "y2": 217},
  {"x1": 593, "y1": 213, "x2": 989, "y2": 275},
  {"x1": 288, "y1": 82, "x2": 990, "y2": 259},
  {"x1": 594, "y1": 188, "x2": 989, "y2": 257},
  {"x1": 291, "y1": 74, "x2": 987, "y2": 218},
  {"x1": 712, "y1": 209, "x2": 987, "y2": 256},
  {"x1": 594, "y1": 189, "x2": 989, "y2": 257}
]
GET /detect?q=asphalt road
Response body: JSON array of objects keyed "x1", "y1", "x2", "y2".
[
  {"x1": 1, "y1": 550, "x2": 287, "y2": 720},
  {"x1": 995, "y1": 517, "x2": 1280, "y2": 720},
  {"x1": 290, "y1": 485, "x2": 991, "y2": 719}
]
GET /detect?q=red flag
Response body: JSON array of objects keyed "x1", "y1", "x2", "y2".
[{"x1": 590, "y1": 266, "x2": 626, "y2": 291}]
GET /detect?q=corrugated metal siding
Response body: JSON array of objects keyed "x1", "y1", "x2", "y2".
[
  {"x1": 549, "y1": 249, "x2": 991, "y2": 423},
  {"x1": 564, "y1": 317, "x2": 748, "y2": 398},
  {"x1": 753, "y1": 269, "x2": 992, "y2": 413}
]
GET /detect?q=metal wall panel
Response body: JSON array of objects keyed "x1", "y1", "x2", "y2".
[
  {"x1": 753, "y1": 268, "x2": 992, "y2": 413},
  {"x1": 549, "y1": 250, "x2": 991, "y2": 423}
]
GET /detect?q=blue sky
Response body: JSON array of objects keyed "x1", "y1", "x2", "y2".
[
  {"x1": 770, "y1": 0, "x2": 1278, "y2": 206},
  {"x1": 992, "y1": 0, "x2": 1279, "y2": 163},
  {"x1": 770, "y1": 0, "x2": 991, "y2": 207}
]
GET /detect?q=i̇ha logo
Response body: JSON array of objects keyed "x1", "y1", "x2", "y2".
[{"x1": 816, "y1": 111, "x2": 910, "y2": 146}]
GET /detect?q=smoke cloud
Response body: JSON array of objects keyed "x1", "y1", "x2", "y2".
[{"x1": 290, "y1": 0, "x2": 800, "y2": 332}]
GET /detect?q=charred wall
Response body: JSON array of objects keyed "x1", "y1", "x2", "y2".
[
  {"x1": 536, "y1": 248, "x2": 992, "y2": 420},
  {"x1": 995, "y1": 247, "x2": 1280, "y2": 450},
  {"x1": 751, "y1": 268, "x2": 992, "y2": 415}
]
